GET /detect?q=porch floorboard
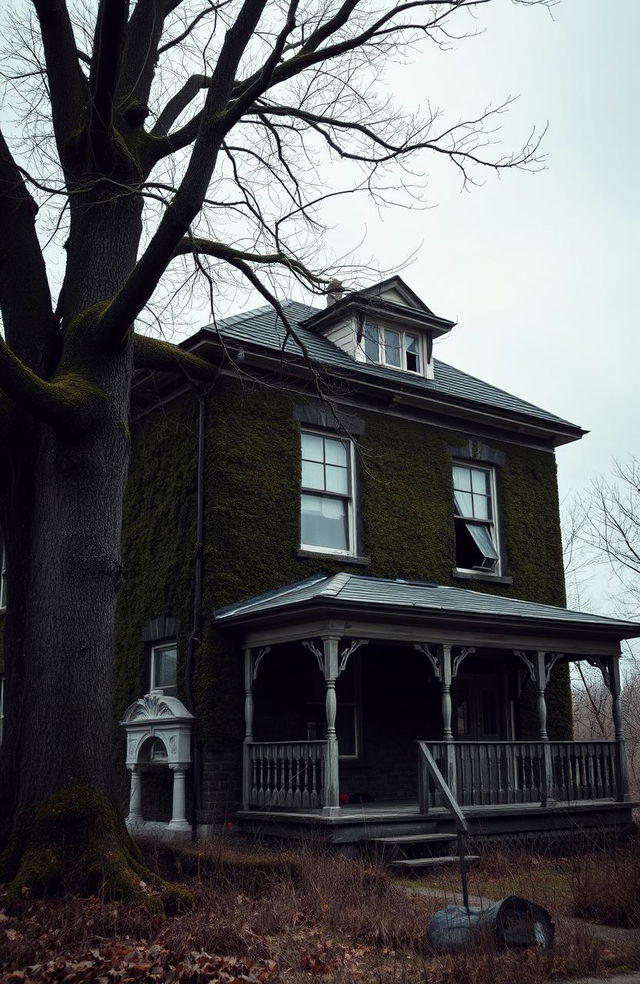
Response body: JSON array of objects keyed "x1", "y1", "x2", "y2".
[{"x1": 237, "y1": 797, "x2": 634, "y2": 825}]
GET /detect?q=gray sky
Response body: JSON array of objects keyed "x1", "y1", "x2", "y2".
[{"x1": 219, "y1": 0, "x2": 639, "y2": 510}]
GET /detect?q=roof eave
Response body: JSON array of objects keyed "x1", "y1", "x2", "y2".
[{"x1": 215, "y1": 595, "x2": 640, "y2": 642}]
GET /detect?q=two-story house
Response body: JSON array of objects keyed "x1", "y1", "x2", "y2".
[{"x1": 116, "y1": 277, "x2": 640, "y2": 855}]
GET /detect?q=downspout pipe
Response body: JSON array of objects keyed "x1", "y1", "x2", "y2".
[{"x1": 186, "y1": 387, "x2": 206, "y2": 839}]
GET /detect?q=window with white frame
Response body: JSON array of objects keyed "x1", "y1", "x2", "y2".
[
  {"x1": 363, "y1": 322, "x2": 422, "y2": 374},
  {"x1": 452, "y1": 463, "x2": 500, "y2": 572},
  {"x1": 0, "y1": 545, "x2": 6, "y2": 610},
  {"x1": 300, "y1": 432, "x2": 355, "y2": 555},
  {"x1": 150, "y1": 642, "x2": 178, "y2": 696}
]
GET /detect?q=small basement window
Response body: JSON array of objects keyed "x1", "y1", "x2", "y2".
[
  {"x1": 363, "y1": 322, "x2": 422, "y2": 374},
  {"x1": 150, "y1": 642, "x2": 178, "y2": 696}
]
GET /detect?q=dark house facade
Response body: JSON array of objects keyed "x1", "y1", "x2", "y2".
[{"x1": 115, "y1": 278, "x2": 640, "y2": 849}]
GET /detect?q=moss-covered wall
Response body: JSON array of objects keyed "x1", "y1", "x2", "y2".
[{"x1": 114, "y1": 374, "x2": 573, "y2": 817}]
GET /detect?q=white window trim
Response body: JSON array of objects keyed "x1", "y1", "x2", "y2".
[
  {"x1": 359, "y1": 321, "x2": 429, "y2": 377},
  {"x1": 150, "y1": 641, "x2": 178, "y2": 695},
  {"x1": 452, "y1": 462, "x2": 502, "y2": 576},
  {"x1": 300, "y1": 431, "x2": 357, "y2": 557}
]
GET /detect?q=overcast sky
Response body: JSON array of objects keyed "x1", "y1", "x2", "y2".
[{"x1": 237, "y1": 0, "x2": 639, "y2": 509}]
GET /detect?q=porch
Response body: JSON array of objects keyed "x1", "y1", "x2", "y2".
[{"x1": 214, "y1": 573, "x2": 640, "y2": 843}]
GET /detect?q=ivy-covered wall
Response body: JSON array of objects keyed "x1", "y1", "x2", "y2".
[{"x1": 114, "y1": 374, "x2": 573, "y2": 817}]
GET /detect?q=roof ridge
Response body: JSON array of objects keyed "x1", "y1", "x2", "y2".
[{"x1": 318, "y1": 572, "x2": 352, "y2": 596}]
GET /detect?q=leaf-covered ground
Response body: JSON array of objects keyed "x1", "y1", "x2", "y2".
[{"x1": 3, "y1": 838, "x2": 640, "y2": 983}]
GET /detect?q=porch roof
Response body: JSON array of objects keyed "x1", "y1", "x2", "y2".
[{"x1": 215, "y1": 573, "x2": 640, "y2": 648}]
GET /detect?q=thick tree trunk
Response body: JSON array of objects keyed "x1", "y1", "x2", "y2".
[{"x1": 0, "y1": 194, "x2": 192, "y2": 910}]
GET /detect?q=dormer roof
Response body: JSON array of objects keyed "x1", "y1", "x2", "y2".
[{"x1": 301, "y1": 275, "x2": 455, "y2": 338}]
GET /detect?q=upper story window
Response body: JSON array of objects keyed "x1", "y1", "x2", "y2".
[
  {"x1": 363, "y1": 322, "x2": 422, "y2": 374},
  {"x1": 453, "y1": 463, "x2": 500, "y2": 573},
  {"x1": 300, "y1": 431, "x2": 355, "y2": 555},
  {"x1": 150, "y1": 642, "x2": 177, "y2": 696}
]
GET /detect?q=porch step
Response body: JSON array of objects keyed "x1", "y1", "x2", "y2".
[
  {"x1": 391, "y1": 855, "x2": 479, "y2": 870},
  {"x1": 373, "y1": 833, "x2": 457, "y2": 846}
]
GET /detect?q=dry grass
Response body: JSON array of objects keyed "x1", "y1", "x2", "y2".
[
  {"x1": 2, "y1": 836, "x2": 640, "y2": 982},
  {"x1": 417, "y1": 837, "x2": 640, "y2": 929}
]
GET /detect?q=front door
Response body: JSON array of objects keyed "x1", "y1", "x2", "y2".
[{"x1": 455, "y1": 674, "x2": 503, "y2": 739}]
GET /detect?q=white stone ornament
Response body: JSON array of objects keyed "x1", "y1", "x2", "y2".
[{"x1": 120, "y1": 691, "x2": 194, "y2": 835}]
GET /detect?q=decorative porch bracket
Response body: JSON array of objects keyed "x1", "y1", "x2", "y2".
[
  {"x1": 302, "y1": 637, "x2": 369, "y2": 815},
  {"x1": 414, "y1": 643, "x2": 475, "y2": 797},
  {"x1": 514, "y1": 649, "x2": 566, "y2": 806},
  {"x1": 515, "y1": 650, "x2": 565, "y2": 742}
]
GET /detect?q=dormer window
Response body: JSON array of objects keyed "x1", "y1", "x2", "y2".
[{"x1": 363, "y1": 322, "x2": 422, "y2": 374}]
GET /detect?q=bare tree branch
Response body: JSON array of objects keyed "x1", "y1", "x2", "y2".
[
  {"x1": 31, "y1": 0, "x2": 88, "y2": 173},
  {"x1": 0, "y1": 127, "x2": 56, "y2": 372}
]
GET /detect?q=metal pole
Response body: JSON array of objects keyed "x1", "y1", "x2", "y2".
[{"x1": 457, "y1": 830, "x2": 469, "y2": 911}]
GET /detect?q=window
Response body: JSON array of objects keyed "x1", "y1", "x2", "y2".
[
  {"x1": 150, "y1": 642, "x2": 177, "y2": 696},
  {"x1": 452, "y1": 463, "x2": 500, "y2": 572},
  {"x1": 300, "y1": 432, "x2": 355, "y2": 555},
  {"x1": 0, "y1": 675, "x2": 4, "y2": 745},
  {"x1": 0, "y1": 545, "x2": 6, "y2": 610},
  {"x1": 363, "y1": 322, "x2": 422, "y2": 374}
]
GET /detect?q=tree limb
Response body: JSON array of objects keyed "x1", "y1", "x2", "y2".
[
  {"x1": 0, "y1": 127, "x2": 57, "y2": 373},
  {"x1": 31, "y1": 0, "x2": 88, "y2": 174},
  {"x1": 133, "y1": 333, "x2": 217, "y2": 380},
  {"x1": 118, "y1": 0, "x2": 183, "y2": 108},
  {"x1": 0, "y1": 338, "x2": 106, "y2": 434},
  {"x1": 99, "y1": 0, "x2": 269, "y2": 349},
  {"x1": 88, "y1": 0, "x2": 130, "y2": 168},
  {"x1": 151, "y1": 74, "x2": 211, "y2": 137}
]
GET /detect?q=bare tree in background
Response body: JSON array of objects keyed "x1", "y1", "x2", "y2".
[
  {"x1": 564, "y1": 458, "x2": 640, "y2": 799},
  {"x1": 572, "y1": 666, "x2": 640, "y2": 799},
  {"x1": 0, "y1": 0, "x2": 549, "y2": 905}
]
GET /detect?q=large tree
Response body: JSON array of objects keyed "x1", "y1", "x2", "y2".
[{"x1": 0, "y1": 0, "x2": 546, "y2": 906}]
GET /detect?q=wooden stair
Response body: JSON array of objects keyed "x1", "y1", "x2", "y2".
[
  {"x1": 391, "y1": 855, "x2": 479, "y2": 870},
  {"x1": 370, "y1": 829, "x2": 478, "y2": 871}
]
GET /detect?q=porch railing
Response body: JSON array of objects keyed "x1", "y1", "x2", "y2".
[
  {"x1": 246, "y1": 741, "x2": 325, "y2": 809},
  {"x1": 421, "y1": 740, "x2": 618, "y2": 810}
]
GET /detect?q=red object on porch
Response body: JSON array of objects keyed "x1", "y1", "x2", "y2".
[{"x1": 339, "y1": 792, "x2": 350, "y2": 805}]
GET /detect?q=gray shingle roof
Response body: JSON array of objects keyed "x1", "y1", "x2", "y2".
[
  {"x1": 215, "y1": 572, "x2": 640, "y2": 637},
  {"x1": 198, "y1": 302, "x2": 582, "y2": 436}
]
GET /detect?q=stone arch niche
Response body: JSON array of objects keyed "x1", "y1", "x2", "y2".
[{"x1": 120, "y1": 692, "x2": 194, "y2": 836}]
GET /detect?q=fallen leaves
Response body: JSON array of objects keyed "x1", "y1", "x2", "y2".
[{"x1": 3, "y1": 945, "x2": 281, "y2": 983}]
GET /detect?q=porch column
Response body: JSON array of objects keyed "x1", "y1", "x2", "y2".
[
  {"x1": 532, "y1": 651, "x2": 549, "y2": 740},
  {"x1": 533, "y1": 650, "x2": 552, "y2": 807},
  {"x1": 322, "y1": 636, "x2": 340, "y2": 815},
  {"x1": 168, "y1": 764, "x2": 190, "y2": 831},
  {"x1": 609, "y1": 650, "x2": 630, "y2": 802},
  {"x1": 243, "y1": 648, "x2": 254, "y2": 811},
  {"x1": 127, "y1": 765, "x2": 143, "y2": 825},
  {"x1": 441, "y1": 645, "x2": 456, "y2": 796}
]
